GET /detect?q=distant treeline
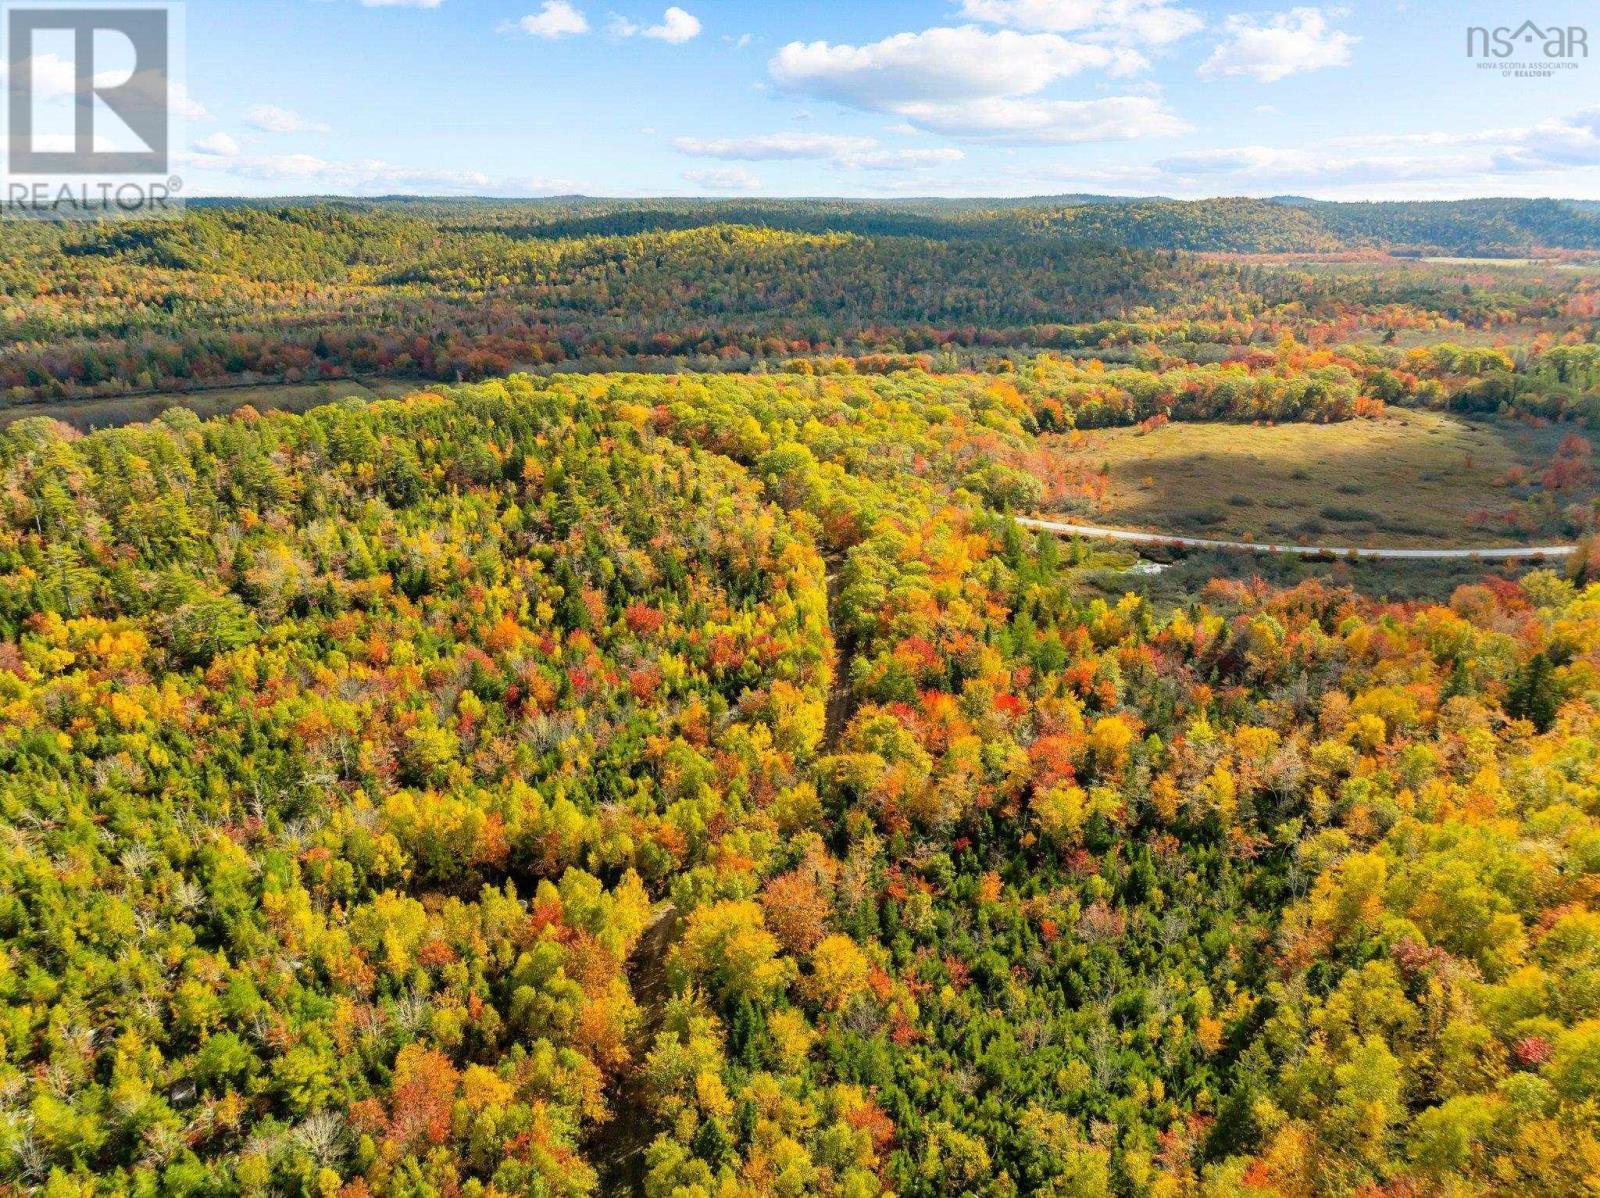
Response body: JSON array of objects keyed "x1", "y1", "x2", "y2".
[
  {"x1": 3, "y1": 202, "x2": 1600, "y2": 411},
  {"x1": 192, "y1": 194, "x2": 1600, "y2": 254}
]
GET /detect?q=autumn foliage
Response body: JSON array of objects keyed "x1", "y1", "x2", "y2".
[{"x1": 2, "y1": 366, "x2": 1600, "y2": 1196}]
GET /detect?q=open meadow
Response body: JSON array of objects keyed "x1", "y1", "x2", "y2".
[
  {"x1": 0, "y1": 376, "x2": 417, "y2": 431},
  {"x1": 1038, "y1": 407, "x2": 1597, "y2": 546}
]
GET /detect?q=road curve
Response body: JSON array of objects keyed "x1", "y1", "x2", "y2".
[{"x1": 1016, "y1": 517, "x2": 1577, "y2": 561}]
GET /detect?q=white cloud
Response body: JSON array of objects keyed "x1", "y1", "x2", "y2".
[
  {"x1": 683, "y1": 166, "x2": 763, "y2": 191},
  {"x1": 675, "y1": 131, "x2": 964, "y2": 171},
  {"x1": 0, "y1": 52, "x2": 77, "y2": 101},
  {"x1": 867, "y1": 109, "x2": 1600, "y2": 198},
  {"x1": 246, "y1": 104, "x2": 331, "y2": 134},
  {"x1": 518, "y1": 0, "x2": 589, "y2": 38},
  {"x1": 644, "y1": 6, "x2": 700, "y2": 43},
  {"x1": 1154, "y1": 144, "x2": 1470, "y2": 183},
  {"x1": 0, "y1": 56, "x2": 209, "y2": 121},
  {"x1": 769, "y1": 26, "x2": 1146, "y2": 111},
  {"x1": 893, "y1": 94, "x2": 1189, "y2": 143},
  {"x1": 1490, "y1": 107, "x2": 1600, "y2": 172},
  {"x1": 849, "y1": 146, "x2": 966, "y2": 170},
  {"x1": 171, "y1": 83, "x2": 209, "y2": 121},
  {"x1": 19, "y1": 130, "x2": 142, "y2": 155},
  {"x1": 191, "y1": 131, "x2": 240, "y2": 157},
  {"x1": 182, "y1": 149, "x2": 575, "y2": 195},
  {"x1": 674, "y1": 132, "x2": 877, "y2": 160},
  {"x1": 1198, "y1": 7, "x2": 1356, "y2": 83},
  {"x1": 766, "y1": 26, "x2": 1183, "y2": 145},
  {"x1": 610, "y1": 7, "x2": 700, "y2": 43},
  {"x1": 210, "y1": 154, "x2": 490, "y2": 190},
  {"x1": 1123, "y1": 107, "x2": 1600, "y2": 194},
  {"x1": 958, "y1": 0, "x2": 1203, "y2": 46}
]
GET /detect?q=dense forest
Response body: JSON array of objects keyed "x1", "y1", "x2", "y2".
[
  {"x1": 196, "y1": 195, "x2": 1600, "y2": 254},
  {"x1": 5, "y1": 200, "x2": 1600, "y2": 415},
  {"x1": 3, "y1": 365, "x2": 1600, "y2": 1196},
  {"x1": 4, "y1": 196, "x2": 1600, "y2": 1198}
]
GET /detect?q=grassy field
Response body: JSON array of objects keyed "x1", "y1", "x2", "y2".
[
  {"x1": 1419, "y1": 256, "x2": 1547, "y2": 266},
  {"x1": 0, "y1": 377, "x2": 419, "y2": 432},
  {"x1": 1379, "y1": 325, "x2": 1540, "y2": 349},
  {"x1": 1038, "y1": 408, "x2": 1595, "y2": 547}
]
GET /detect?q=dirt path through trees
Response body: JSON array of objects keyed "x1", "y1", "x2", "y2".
[{"x1": 590, "y1": 902, "x2": 679, "y2": 1194}]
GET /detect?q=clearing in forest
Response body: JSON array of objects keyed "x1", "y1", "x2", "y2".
[{"x1": 1039, "y1": 408, "x2": 1597, "y2": 548}]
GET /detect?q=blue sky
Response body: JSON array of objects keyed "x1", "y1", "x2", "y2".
[{"x1": 162, "y1": 0, "x2": 1600, "y2": 198}]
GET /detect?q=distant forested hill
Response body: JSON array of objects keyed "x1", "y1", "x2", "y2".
[
  {"x1": 192, "y1": 194, "x2": 1600, "y2": 254},
  {"x1": 6, "y1": 196, "x2": 1600, "y2": 408}
]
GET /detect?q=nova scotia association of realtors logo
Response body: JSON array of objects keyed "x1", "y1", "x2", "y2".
[{"x1": 1468, "y1": 19, "x2": 1588, "y2": 77}]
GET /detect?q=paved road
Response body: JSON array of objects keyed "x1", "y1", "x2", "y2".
[{"x1": 1016, "y1": 517, "x2": 1577, "y2": 561}]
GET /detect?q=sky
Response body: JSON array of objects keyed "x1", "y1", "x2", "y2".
[{"x1": 82, "y1": 0, "x2": 1600, "y2": 198}]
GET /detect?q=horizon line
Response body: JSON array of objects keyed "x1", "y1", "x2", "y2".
[{"x1": 179, "y1": 192, "x2": 1600, "y2": 205}]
